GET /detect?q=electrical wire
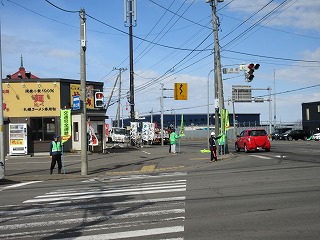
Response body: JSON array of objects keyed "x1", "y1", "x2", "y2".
[
  {"x1": 44, "y1": 0, "x2": 79, "y2": 13},
  {"x1": 148, "y1": 0, "x2": 211, "y2": 30}
]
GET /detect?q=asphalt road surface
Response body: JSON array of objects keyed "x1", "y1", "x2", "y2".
[{"x1": 0, "y1": 140, "x2": 319, "y2": 239}]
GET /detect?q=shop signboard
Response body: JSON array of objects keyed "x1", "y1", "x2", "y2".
[{"x1": 2, "y1": 82, "x2": 60, "y2": 117}]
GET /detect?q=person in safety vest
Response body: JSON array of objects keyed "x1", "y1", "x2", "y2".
[
  {"x1": 50, "y1": 134, "x2": 62, "y2": 174},
  {"x1": 209, "y1": 132, "x2": 222, "y2": 161},
  {"x1": 169, "y1": 129, "x2": 180, "y2": 154}
]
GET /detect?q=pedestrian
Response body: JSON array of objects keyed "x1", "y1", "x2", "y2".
[
  {"x1": 169, "y1": 129, "x2": 180, "y2": 154},
  {"x1": 209, "y1": 132, "x2": 222, "y2": 161},
  {"x1": 50, "y1": 134, "x2": 62, "y2": 174},
  {"x1": 168, "y1": 126, "x2": 173, "y2": 153}
]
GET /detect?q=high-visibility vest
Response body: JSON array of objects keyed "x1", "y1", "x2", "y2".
[{"x1": 51, "y1": 141, "x2": 61, "y2": 152}]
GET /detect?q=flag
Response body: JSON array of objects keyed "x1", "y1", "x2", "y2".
[
  {"x1": 220, "y1": 109, "x2": 225, "y2": 135},
  {"x1": 225, "y1": 109, "x2": 230, "y2": 131},
  {"x1": 180, "y1": 114, "x2": 185, "y2": 136},
  {"x1": 88, "y1": 120, "x2": 98, "y2": 146},
  {"x1": 60, "y1": 109, "x2": 71, "y2": 144}
]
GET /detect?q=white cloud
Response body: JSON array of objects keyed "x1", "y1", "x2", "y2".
[
  {"x1": 227, "y1": 0, "x2": 320, "y2": 32},
  {"x1": 47, "y1": 49, "x2": 78, "y2": 59}
]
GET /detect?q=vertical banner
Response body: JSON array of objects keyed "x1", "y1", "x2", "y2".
[
  {"x1": 180, "y1": 114, "x2": 185, "y2": 136},
  {"x1": 220, "y1": 109, "x2": 225, "y2": 135},
  {"x1": 88, "y1": 120, "x2": 98, "y2": 146},
  {"x1": 142, "y1": 122, "x2": 149, "y2": 142},
  {"x1": 149, "y1": 123, "x2": 155, "y2": 141},
  {"x1": 218, "y1": 109, "x2": 226, "y2": 145},
  {"x1": 60, "y1": 109, "x2": 71, "y2": 144},
  {"x1": 105, "y1": 123, "x2": 109, "y2": 142},
  {"x1": 225, "y1": 109, "x2": 230, "y2": 131},
  {"x1": 130, "y1": 122, "x2": 138, "y2": 142}
]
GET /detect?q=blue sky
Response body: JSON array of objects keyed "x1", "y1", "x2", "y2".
[{"x1": 1, "y1": 0, "x2": 319, "y2": 125}]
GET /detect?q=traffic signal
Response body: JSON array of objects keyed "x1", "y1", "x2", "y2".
[
  {"x1": 94, "y1": 92, "x2": 104, "y2": 108},
  {"x1": 245, "y1": 63, "x2": 260, "y2": 82}
]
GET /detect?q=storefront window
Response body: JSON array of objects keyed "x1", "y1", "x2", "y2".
[{"x1": 31, "y1": 117, "x2": 56, "y2": 141}]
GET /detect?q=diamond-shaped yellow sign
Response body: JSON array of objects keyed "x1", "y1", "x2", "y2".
[{"x1": 174, "y1": 83, "x2": 188, "y2": 100}]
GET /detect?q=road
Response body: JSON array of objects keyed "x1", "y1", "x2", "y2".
[{"x1": 0, "y1": 140, "x2": 320, "y2": 239}]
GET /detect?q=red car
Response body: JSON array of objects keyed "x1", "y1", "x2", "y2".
[{"x1": 235, "y1": 129, "x2": 271, "y2": 152}]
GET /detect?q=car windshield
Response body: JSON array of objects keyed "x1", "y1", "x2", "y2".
[
  {"x1": 113, "y1": 128, "x2": 126, "y2": 134},
  {"x1": 249, "y1": 130, "x2": 267, "y2": 136}
]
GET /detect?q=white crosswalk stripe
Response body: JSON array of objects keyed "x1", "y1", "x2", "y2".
[{"x1": 0, "y1": 173, "x2": 187, "y2": 239}]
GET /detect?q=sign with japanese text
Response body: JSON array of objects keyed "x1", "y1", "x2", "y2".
[
  {"x1": 2, "y1": 82, "x2": 60, "y2": 117},
  {"x1": 72, "y1": 95, "x2": 80, "y2": 110},
  {"x1": 70, "y1": 84, "x2": 94, "y2": 109},
  {"x1": 60, "y1": 109, "x2": 71, "y2": 144}
]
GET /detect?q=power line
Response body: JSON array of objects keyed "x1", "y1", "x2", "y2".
[
  {"x1": 224, "y1": 49, "x2": 320, "y2": 64},
  {"x1": 44, "y1": 0, "x2": 79, "y2": 13},
  {"x1": 256, "y1": 84, "x2": 320, "y2": 98},
  {"x1": 148, "y1": 0, "x2": 211, "y2": 30}
]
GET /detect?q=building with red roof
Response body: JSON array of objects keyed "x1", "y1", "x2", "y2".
[{"x1": 6, "y1": 55, "x2": 39, "y2": 79}]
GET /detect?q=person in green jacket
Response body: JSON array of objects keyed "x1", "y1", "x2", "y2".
[
  {"x1": 49, "y1": 134, "x2": 62, "y2": 174},
  {"x1": 169, "y1": 129, "x2": 180, "y2": 154}
]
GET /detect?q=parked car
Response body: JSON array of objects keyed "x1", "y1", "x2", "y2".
[
  {"x1": 312, "y1": 128, "x2": 320, "y2": 141},
  {"x1": 278, "y1": 129, "x2": 309, "y2": 141},
  {"x1": 271, "y1": 127, "x2": 292, "y2": 140},
  {"x1": 313, "y1": 133, "x2": 320, "y2": 141},
  {"x1": 235, "y1": 129, "x2": 271, "y2": 153}
]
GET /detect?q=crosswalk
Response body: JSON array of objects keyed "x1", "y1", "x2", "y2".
[{"x1": 0, "y1": 172, "x2": 187, "y2": 239}]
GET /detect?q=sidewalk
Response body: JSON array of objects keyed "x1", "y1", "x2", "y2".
[{"x1": 1, "y1": 140, "x2": 234, "y2": 183}]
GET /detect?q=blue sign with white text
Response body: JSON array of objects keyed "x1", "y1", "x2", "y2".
[{"x1": 73, "y1": 95, "x2": 80, "y2": 110}]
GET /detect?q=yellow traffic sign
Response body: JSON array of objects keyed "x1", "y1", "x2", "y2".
[{"x1": 174, "y1": 83, "x2": 188, "y2": 100}]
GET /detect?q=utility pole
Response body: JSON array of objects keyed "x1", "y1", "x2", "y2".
[
  {"x1": 160, "y1": 84, "x2": 164, "y2": 146},
  {"x1": 114, "y1": 67, "x2": 127, "y2": 127},
  {"x1": 150, "y1": 109, "x2": 153, "y2": 123},
  {"x1": 268, "y1": 86, "x2": 272, "y2": 137},
  {"x1": 207, "y1": 69, "x2": 214, "y2": 150},
  {"x1": 273, "y1": 70, "x2": 277, "y2": 128},
  {"x1": 124, "y1": 0, "x2": 137, "y2": 124},
  {"x1": 208, "y1": 0, "x2": 227, "y2": 154},
  {"x1": 80, "y1": 9, "x2": 88, "y2": 175},
  {"x1": 0, "y1": 20, "x2": 5, "y2": 179}
]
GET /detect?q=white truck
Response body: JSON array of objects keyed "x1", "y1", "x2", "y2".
[{"x1": 107, "y1": 127, "x2": 127, "y2": 143}]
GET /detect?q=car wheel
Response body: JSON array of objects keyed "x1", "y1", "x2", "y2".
[
  {"x1": 244, "y1": 144, "x2": 249, "y2": 153},
  {"x1": 265, "y1": 148, "x2": 270, "y2": 152},
  {"x1": 303, "y1": 136, "x2": 307, "y2": 141},
  {"x1": 235, "y1": 143, "x2": 240, "y2": 152},
  {"x1": 288, "y1": 136, "x2": 293, "y2": 141}
]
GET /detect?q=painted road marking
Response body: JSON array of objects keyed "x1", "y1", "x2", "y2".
[
  {"x1": 250, "y1": 155, "x2": 272, "y2": 159},
  {"x1": 57, "y1": 226, "x2": 184, "y2": 240},
  {"x1": 6, "y1": 177, "x2": 187, "y2": 239},
  {"x1": 0, "y1": 181, "x2": 43, "y2": 192},
  {"x1": 141, "y1": 150, "x2": 151, "y2": 155},
  {"x1": 140, "y1": 165, "x2": 156, "y2": 172}
]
